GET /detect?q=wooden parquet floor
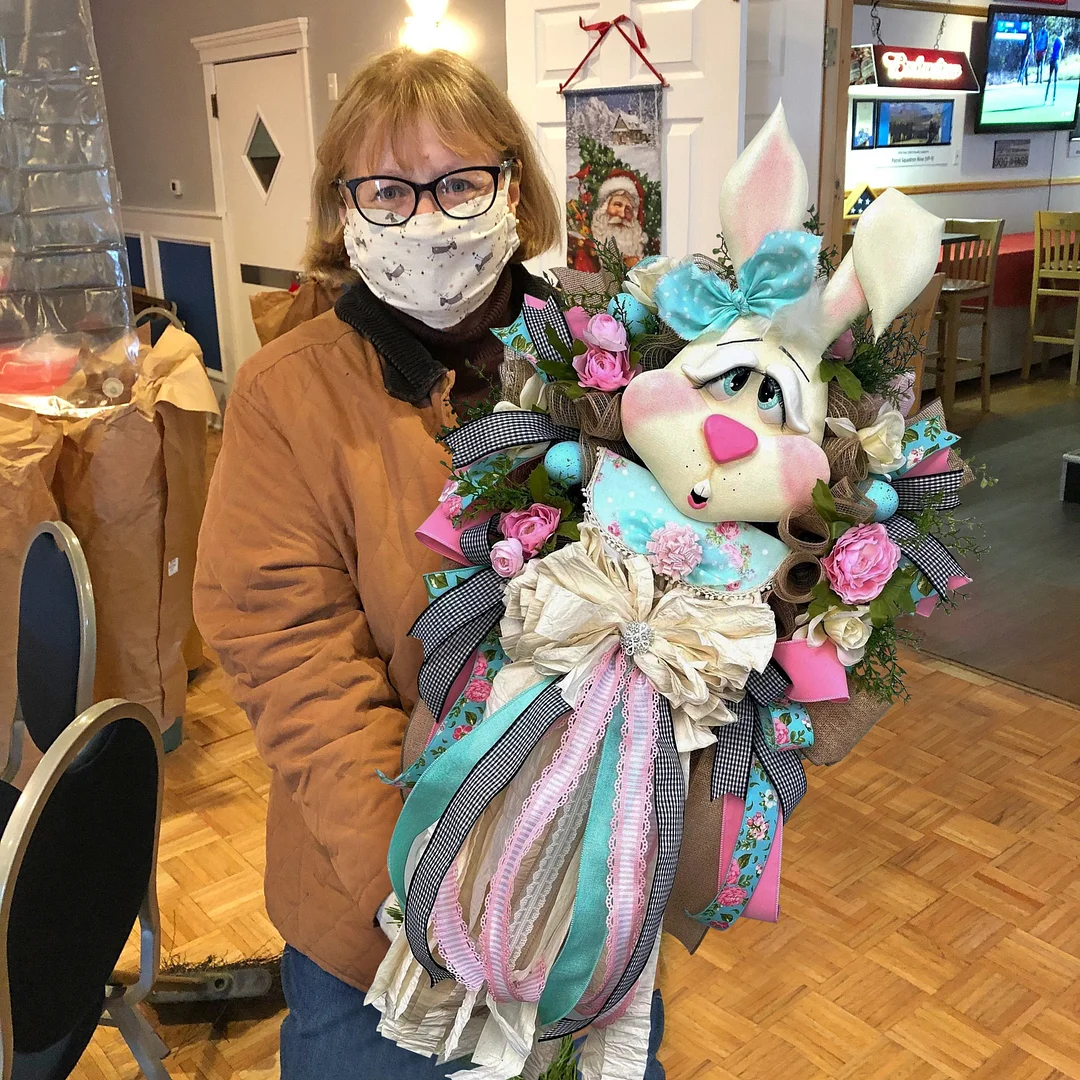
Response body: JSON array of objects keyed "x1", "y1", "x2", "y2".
[{"x1": 70, "y1": 650, "x2": 1080, "y2": 1079}]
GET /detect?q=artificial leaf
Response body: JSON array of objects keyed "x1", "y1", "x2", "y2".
[
  {"x1": 812, "y1": 479, "x2": 839, "y2": 523},
  {"x1": 572, "y1": 340, "x2": 588, "y2": 356},
  {"x1": 545, "y1": 326, "x2": 573, "y2": 362},
  {"x1": 538, "y1": 358, "x2": 576, "y2": 382},
  {"x1": 557, "y1": 521, "x2": 581, "y2": 542},
  {"x1": 528, "y1": 464, "x2": 551, "y2": 504},
  {"x1": 555, "y1": 380, "x2": 587, "y2": 400},
  {"x1": 829, "y1": 519, "x2": 851, "y2": 541}
]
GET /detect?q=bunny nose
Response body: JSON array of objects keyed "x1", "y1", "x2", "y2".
[{"x1": 704, "y1": 414, "x2": 759, "y2": 464}]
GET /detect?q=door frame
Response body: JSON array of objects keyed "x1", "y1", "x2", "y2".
[
  {"x1": 819, "y1": 0, "x2": 854, "y2": 257},
  {"x1": 191, "y1": 18, "x2": 316, "y2": 386}
]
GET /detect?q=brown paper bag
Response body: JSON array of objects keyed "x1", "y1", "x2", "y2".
[
  {"x1": 249, "y1": 280, "x2": 342, "y2": 346},
  {"x1": 0, "y1": 406, "x2": 63, "y2": 765},
  {"x1": 52, "y1": 327, "x2": 217, "y2": 735}
]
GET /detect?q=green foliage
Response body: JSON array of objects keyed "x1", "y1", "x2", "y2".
[
  {"x1": 849, "y1": 622, "x2": 921, "y2": 704},
  {"x1": 818, "y1": 358, "x2": 864, "y2": 401},
  {"x1": 810, "y1": 479, "x2": 859, "y2": 527},
  {"x1": 909, "y1": 495, "x2": 989, "y2": 562},
  {"x1": 803, "y1": 205, "x2": 840, "y2": 279},
  {"x1": 384, "y1": 905, "x2": 403, "y2": 925},
  {"x1": 509, "y1": 1037, "x2": 578, "y2": 1080},
  {"x1": 806, "y1": 579, "x2": 846, "y2": 621},
  {"x1": 867, "y1": 564, "x2": 919, "y2": 628},
  {"x1": 843, "y1": 316, "x2": 921, "y2": 403},
  {"x1": 449, "y1": 455, "x2": 535, "y2": 523}
]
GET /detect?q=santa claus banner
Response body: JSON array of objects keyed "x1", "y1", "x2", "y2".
[{"x1": 565, "y1": 84, "x2": 663, "y2": 271}]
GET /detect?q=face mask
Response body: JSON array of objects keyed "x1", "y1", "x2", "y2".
[{"x1": 343, "y1": 188, "x2": 520, "y2": 329}]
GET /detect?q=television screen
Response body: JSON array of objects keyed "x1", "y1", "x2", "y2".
[
  {"x1": 876, "y1": 100, "x2": 954, "y2": 147},
  {"x1": 977, "y1": 6, "x2": 1080, "y2": 131}
]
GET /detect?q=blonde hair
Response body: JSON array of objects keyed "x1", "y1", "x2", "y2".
[{"x1": 304, "y1": 48, "x2": 562, "y2": 284}]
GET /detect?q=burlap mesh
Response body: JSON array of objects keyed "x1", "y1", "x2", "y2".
[
  {"x1": 548, "y1": 265, "x2": 620, "y2": 302},
  {"x1": 769, "y1": 596, "x2": 800, "y2": 641},
  {"x1": 547, "y1": 386, "x2": 581, "y2": 430},
  {"x1": 830, "y1": 477, "x2": 875, "y2": 523},
  {"x1": 499, "y1": 350, "x2": 534, "y2": 406},
  {"x1": 576, "y1": 391, "x2": 623, "y2": 441},
  {"x1": 824, "y1": 435, "x2": 869, "y2": 485},
  {"x1": 778, "y1": 506, "x2": 832, "y2": 557},
  {"x1": 636, "y1": 323, "x2": 686, "y2": 371},
  {"x1": 827, "y1": 383, "x2": 878, "y2": 428},
  {"x1": 803, "y1": 691, "x2": 894, "y2": 766},
  {"x1": 771, "y1": 551, "x2": 824, "y2": 605}
]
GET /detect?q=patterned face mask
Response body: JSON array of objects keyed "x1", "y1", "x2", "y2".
[{"x1": 342, "y1": 188, "x2": 520, "y2": 329}]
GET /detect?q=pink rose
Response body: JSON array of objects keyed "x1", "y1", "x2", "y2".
[
  {"x1": 465, "y1": 679, "x2": 492, "y2": 703},
  {"x1": 717, "y1": 885, "x2": 747, "y2": 907},
  {"x1": 490, "y1": 537, "x2": 525, "y2": 578},
  {"x1": 746, "y1": 812, "x2": 770, "y2": 841},
  {"x1": 500, "y1": 504, "x2": 561, "y2": 558},
  {"x1": 646, "y1": 523, "x2": 703, "y2": 580},
  {"x1": 573, "y1": 345, "x2": 632, "y2": 391},
  {"x1": 472, "y1": 655, "x2": 487, "y2": 677},
  {"x1": 564, "y1": 306, "x2": 590, "y2": 342},
  {"x1": 443, "y1": 494, "x2": 463, "y2": 520},
  {"x1": 827, "y1": 329, "x2": 855, "y2": 362},
  {"x1": 452, "y1": 724, "x2": 472, "y2": 740},
  {"x1": 581, "y1": 312, "x2": 628, "y2": 353},
  {"x1": 822, "y1": 522, "x2": 901, "y2": 604},
  {"x1": 725, "y1": 860, "x2": 741, "y2": 886},
  {"x1": 717, "y1": 521, "x2": 740, "y2": 541},
  {"x1": 773, "y1": 717, "x2": 790, "y2": 747}
]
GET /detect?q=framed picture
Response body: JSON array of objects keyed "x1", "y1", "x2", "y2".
[
  {"x1": 851, "y1": 100, "x2": 877, "y2": 149},
  {"x1": 876, "y1": 99, "x2": 955, "y2": 146}
]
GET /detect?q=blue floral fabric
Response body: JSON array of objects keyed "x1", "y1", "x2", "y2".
[{"x1": 587, "y1": 451, "x2": 790, "y2": 594}]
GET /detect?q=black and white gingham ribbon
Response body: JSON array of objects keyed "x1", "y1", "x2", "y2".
[
  {"x1": 891, "y1": 470, "x2": 963, "y2": 513},
  {"x1": 442, "y1": 411, "x2": 579, "y2": 470},
  {"x1": 543, "y1": 695, "x2": 684, "y2": 1038},
  {"x1": 521, "y1": 294, "x2": 575, "y2": 364},
  {"x1": 412, "y1": 568, "x2": 505, "y2": 718},
  {"x1": 711, "y1": 661, "x2": 806, "y2": 821},
  {"x1": 459, "y1": 518, "x2": 499, "y2": 566},
  {"x1": 403, "y1": 682, "x2": 570, "y2": 984},
  {"x1": 884, "y1": 514, "x2": 964, "y2": 596}
]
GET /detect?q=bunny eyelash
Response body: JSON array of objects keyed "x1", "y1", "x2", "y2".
[{"x1": 682, "y1": 342, "x2": 811, "y2": 435}]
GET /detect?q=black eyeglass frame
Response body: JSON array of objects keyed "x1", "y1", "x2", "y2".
[{"x1": 336, "y1": 160, "x2": 515, "y2": 225}]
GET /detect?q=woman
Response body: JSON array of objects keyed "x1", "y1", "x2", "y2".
[{"x1": 194, "y1": 49, "x2": 664, "y2": 1078}]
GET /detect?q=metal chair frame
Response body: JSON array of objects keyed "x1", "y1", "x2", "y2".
[
  {"x1": 3, "y1": 523, "x2": 96, "y2": 785},
  {"x1": 0, "y1": 700, "x2": 169, "y2": 1080}
]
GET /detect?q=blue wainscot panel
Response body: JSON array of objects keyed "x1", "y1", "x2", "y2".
[{"x1": 158, "y1": 239, "x2": 222, "y2": 372}]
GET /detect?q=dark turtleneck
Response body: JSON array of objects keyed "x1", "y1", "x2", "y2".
[{"x1": 334, "y1": 263, "x2": 550, "y2": 412}]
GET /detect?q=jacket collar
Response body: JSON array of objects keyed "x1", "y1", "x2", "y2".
[{"x1": 334, "y1": 264, "x2": 552, "y2": 406}]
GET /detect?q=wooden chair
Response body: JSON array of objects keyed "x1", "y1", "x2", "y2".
[
  {"x1": 896, "y1": 272, "x2": 946, "y2": 415},
  {"x1": 925, "y1": 218, "x2": 1005, "y2": 423},
  {"x1": 1023, "y1": 210, "x2": 1080, "y2": 385}
]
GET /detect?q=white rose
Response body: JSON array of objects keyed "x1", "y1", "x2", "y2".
[
  {"x1": 804, "y1": 605, "x2": 873, "y2": 665},
  {"x1": 624, "y1": 256, "x2": 677, "y2": 313},
  {"x1": 825, "y1": 403, "x2": 907, "y2": 474}
]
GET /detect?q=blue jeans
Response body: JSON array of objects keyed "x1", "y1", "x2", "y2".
[{"x1": 280, "y1": 946, "x2": 666, "y2": 1079}]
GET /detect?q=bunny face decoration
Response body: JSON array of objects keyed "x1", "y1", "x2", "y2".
[{"x1": 622, "y1": 104, "x2": 944, "y2": 523}]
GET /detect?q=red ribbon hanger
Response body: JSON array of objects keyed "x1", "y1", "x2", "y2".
[{"x1": 558, "y1": 14, "x2": 669, "y2": 93}]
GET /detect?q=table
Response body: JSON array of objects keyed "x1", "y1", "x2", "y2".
[{"x1": 994, "y1": 232, "x2": 1036, "y2": 309}]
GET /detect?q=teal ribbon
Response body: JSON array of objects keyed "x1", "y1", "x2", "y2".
[
  {"x1": 387, "y1": 678, "x2": 555, "y2": 907},
  {"x1": 536, "y1": 699, "x2": 626, "y2": 1026},
  {"x1": 655, "y1": 230, "x2": 822, "y2": 341}
]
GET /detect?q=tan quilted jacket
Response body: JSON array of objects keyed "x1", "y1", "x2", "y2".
[{"x1": 193, "y1": 307, "x2": 453, "y2": 990}]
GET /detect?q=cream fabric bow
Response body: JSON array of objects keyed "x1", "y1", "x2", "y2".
[{"x1": 499, "y1": 524, "x2": 777, "y2": 751}]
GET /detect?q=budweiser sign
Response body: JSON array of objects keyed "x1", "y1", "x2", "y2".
[{"x1": 850, "y1": 45, "x2": 980, "y2": 93}]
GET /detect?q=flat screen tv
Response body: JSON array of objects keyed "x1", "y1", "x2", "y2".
[{"x1": 976, "y1": 5, "x2": 1080, "y2": 132}]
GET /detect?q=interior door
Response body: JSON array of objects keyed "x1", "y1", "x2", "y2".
[
  {"x1": 213, "y1": 52, "x2": 314, "y2": 366},
  {"x1": 506, "y1": 0, "x2": 745, "y2": 268},
  {"x1": 744, "y1": 0, "x2": 827, "y2": 201}
]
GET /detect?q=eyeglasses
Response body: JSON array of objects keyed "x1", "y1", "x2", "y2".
[{"x1": 337, "y1": 161, "x2": 513, "y2": 226}]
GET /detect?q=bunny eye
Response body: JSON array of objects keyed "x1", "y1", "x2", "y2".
[
  {"x1": 757, "y1": 376, "x2": 786, "y2": 426},
  {"x1": 707, "y1": 367, "x2": 752, "y2": 401}
]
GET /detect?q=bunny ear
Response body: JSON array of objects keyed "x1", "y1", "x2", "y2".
[
  {"x1": 851, "y1": 189, "x2": 944, "y2": 338},
  {"x1": 719, "y1": 102, "x2": 809, "y2": 272},
  {"x1": 819, "y1": 252, "x2": 868, "y2": 345}
]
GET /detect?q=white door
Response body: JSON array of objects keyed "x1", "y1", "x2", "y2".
[
  {"x1": 213, "y1": 52, "x2": 315, "y2": 367},
  {"x1": 506, "y1": 0, "x2": 746, "y2": 268},
  {"x1": 744, "y1": 0, "x2": 826, "y2": 203}
]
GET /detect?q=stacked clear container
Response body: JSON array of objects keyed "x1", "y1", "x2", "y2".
[{"x1": 0, "y1": 0, "x2": 135, "y2": 406}]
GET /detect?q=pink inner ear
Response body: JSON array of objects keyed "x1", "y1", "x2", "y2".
[{"x1": 820, "y1": 256, "x2": 868, "y2": 343}]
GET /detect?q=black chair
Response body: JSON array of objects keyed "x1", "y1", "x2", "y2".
[
  {"x1": 0, "y1": 699, "x2": 168, "y2": 1080},
  {"x1": 3, "y1": 523, "x2": 95, "y2": 784}
]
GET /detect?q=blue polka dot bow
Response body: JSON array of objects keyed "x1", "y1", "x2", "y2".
[{"x1": 654, "y1": 230, "x2": 823, "y2": 341}]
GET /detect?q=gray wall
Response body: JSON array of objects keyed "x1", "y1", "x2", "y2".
[{"x1": 89, "y1": 0, "x2": 508, "y2": 212}]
